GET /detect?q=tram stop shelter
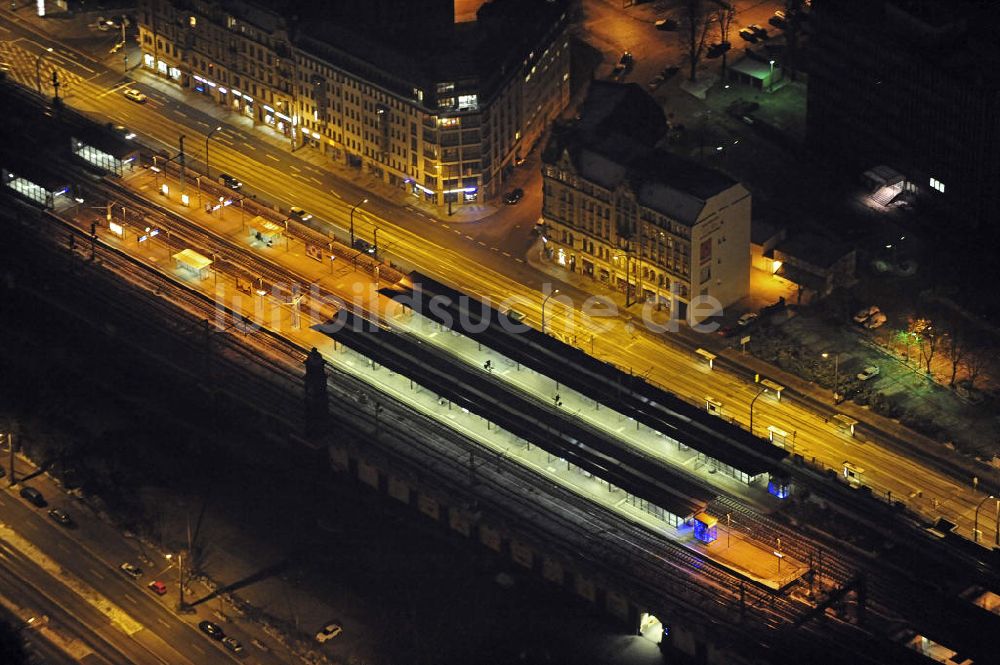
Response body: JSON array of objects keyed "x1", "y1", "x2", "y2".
[
  {"x1": 71, "y1": 127, "x2": 139, "y2": 177},
  {"x1": 1, "y1": 158, "x2": 71, "y2": 210},
  {"x1": 249, "y1": 216, "x2": 283, "y2": 246},
  {"x1": 172, "y1": 249, "x2": 212, "y2": 279}
]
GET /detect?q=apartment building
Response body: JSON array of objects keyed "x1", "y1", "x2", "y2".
[
  {"x1": 808, "y1": 0, "x2": 1000, "y2": 227},
  {"x1": 541, "y1": 83, "x2": 751, "y2": 315},
  {"x1": 136, "y1": 0, "x2": 571, "y2": 207}
]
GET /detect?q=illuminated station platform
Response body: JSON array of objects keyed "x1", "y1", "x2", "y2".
[{"x1": 319, "y1": 303, "x2": 804, "y2": 591}]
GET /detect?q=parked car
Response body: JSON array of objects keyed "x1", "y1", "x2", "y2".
[
  {"x1": 503, "y1": 188, "x2": 524, "y2": 205},
  {"x1": 661, "y1": 65, "x2": 680, "y2": 80},
  {"x1": 647, "y1": 74, "x2": 665, "y2": 91},
  {"x1": 865, "y1": 311, "x2": 888, "y2": 329},
  {"x1": 655, "y1": 18, "x2": 678, "y2": 31},
  {"x1": 218, "y1": 173, "x2": 243, "y2": 190},
  {"x1": 717, "y1": 325, "x2": 738, "y2": 338},
  {"x1": 120, "y1": 563, "x2": 143, "y2": 579},
  {"x1": 857, "y1": 366, "x2": 880, "y2": 381},
  {"x1": 748, "y1": 24, "x2": 769, "y2": 39},
  {"x1": 222, "y1": 637, "x2": 244, "y2": 654},
  {"x1": 315, "y1": 621, "x2": 343, "y2": 643},
  {"x1": 738, "y1": 28, "x2": 758, "y2": 43},
  {"x1": 19, "y1": 486, "x2": 46, "y2": 507},
  {"x1": 122, "y1": 88, "x2": 148, "y2": 104},
  {"x1": 611, "y1": 51, "x2": 633, "y2": 78},
  {"x1": 198, "y1": 621, "x2": 225, "y2": 640},
  {"x1": 737, "y1": 312, "x2": 758, "y2": 327},
  {"x1": 769, "y1": 10, "x2": 787, "y2": 27},
  {"x1": 47, "y1": 509, "x2": 73, "y2": 527},
  {"x1": 853, "y1": 305, "x2": 880, "y2": 324},
  {"x1": 95, "y1": 16, "x2": 118, "y2": 31},
  {"x1": 706, "y1": 42, "x2": 731, "y2": 59},
  {"x1": 289, "y1": 206, "x2": 313, "y2": 222},
  {"x1": 148, "y1": 580, "x2": 167, "y2": 595}
]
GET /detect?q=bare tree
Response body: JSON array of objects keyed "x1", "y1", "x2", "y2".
[
  {"x1": 782, "y1": 0, "x2": 808, "y2": 81},
  {"x1": 679, "y1": 0, "x2": 716, "y2": 82},
  {"x1": 716, "y1": 1, "x2": 736, "y2": 76},
  {"x1": 961, "y1": 344, "x2": 999, "y2": 390}
]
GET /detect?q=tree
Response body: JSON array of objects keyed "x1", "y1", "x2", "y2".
[
  {"x1": 679, "y1": 0, "x2": 716, "y2": 82},
  {"x1": 908, "y1": 317, "x2": 942, "y2": 375},
  {"x1": 961, "y1": 344, "x2": 999, "y2": 390},
  {"x1": 716, "y1": 1, "x2": 736, "y2": 76},
  {"x1": 782, "y1": 0, "x2": 808, "y2": 81}
]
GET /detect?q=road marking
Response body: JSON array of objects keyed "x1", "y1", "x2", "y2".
[
  {"x1": 477, "y1": 241, "x2": 486, "y2": 246},
  {"x1": 464, "y1": 235, "x2": 474, "y2": 240},
  {"x1": 88, "y1": 567, "x2": 105, "y2": 580},
  {"x1": 156, "y1": 618, "x2": 170, "y2": 628},
  {"x1": 289, "y1": 165, "x2": 301, "y2": 173},
  {"x1": 122, "y1": 593, "x2": 137, "y2": 604},
  {"x1": 491, "y1": 247, "x2": 499, "y2": 252},
  {"x1": 242, "y1": 142, "x2": 255, "y2": 150},
  {"x1": 452, "y1": 229, "x2": 461, "y2": 234},
  {"x1": 308, "y1": 176, "x2": 322, "y2": 185},
  {"x1": 329, "y1": 189, "x2": 341, "y2": 198},
  {"x1": 515, "y1": 258, "x2": 525, "y2": 263},
  {"x1": 174, "y1": 110, "x2": 188, "y2": 118},
  {"x1": 189, "y1": 642, "x2": 205, "y2": 654},
  {"x1": 265, "y1": 154, "x2": 279, "y2": 162},
  {"x1": 502, "y1": 252, "x2": 512, "y2": 257},
  {"x1": 98, "y1": 82, "x2": 131, "y2": 98}
]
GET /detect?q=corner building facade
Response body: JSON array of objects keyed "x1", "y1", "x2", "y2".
[
  {"x1": 541, "y1": 83, "x2": 750, "y2": 315},
  {"x1": 137, "y1": 0, "x2": 571, "y2": 207}
]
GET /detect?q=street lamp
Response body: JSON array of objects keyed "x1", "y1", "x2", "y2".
[
  {"x1": 165, "y1": 552, "x2": 186, "y2": 611},
  {"x1": 749, "y1": 385, "x2": 767, "y2": 436},
  {"x1": 35, "y1": 47, "x2": 53, "y2": 94},
  {"x1": 822, "y1": 352, "x2": 840, "y2": 402},
  {"x1": 204, "y1": 125, "x2": 223, "y2": 181},
  {"x1": 973, "y1": 494, "x2": 996, "y2": 543},
  {"x1": 769, "y1": 60, "x2": 775, "y2": 92},
  {"x1": 541, "y1": 289, "x2": 560, "y2": 335},
  {"x1": 373, "y1": 226, "x2": 380, "y2": 258},
  {"x1": 349, "y1": 197, "x2": 368, "y2": 247}
]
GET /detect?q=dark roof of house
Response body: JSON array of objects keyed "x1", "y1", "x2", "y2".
[
  {"x1": 775, "y1": 232, "x2": 853, "y2": 269},
  {"x1": 543, "y1": 83, "x2": 738, "y2": 225}
]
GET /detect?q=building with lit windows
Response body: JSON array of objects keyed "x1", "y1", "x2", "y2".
[
  {"x1": 136, "y1": 0, "x2": 571, "y2": 207},
  {"x1": 808, "y1": 0, "x2": 1000, "y2": 227},
  {"x1": 541, "y1": 82, "x2": 751, "y2": 316}
]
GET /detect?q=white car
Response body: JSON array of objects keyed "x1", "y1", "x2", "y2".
[
  {"x1": 123, "y1": 88, "x2": 148, "y2": 104},
  {"x1": 315, "y1": 621, "x2": 343, "y2": 643},
  {"x1": 857, "y1": 366, "x2": 880, "y2": 381},
  {"x1": 737, "y1": 312, "x2": 758, "y2": 326},
  {"x1": 864, "y1": 311, "x2": 887, "y2": 329},
  {"x1": 120, "y1": 562, "x2": 143, "y2": 578}
]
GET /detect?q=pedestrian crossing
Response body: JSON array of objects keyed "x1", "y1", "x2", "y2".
[{"x1": 0, "y1": 39, "x2": 87, "y2": 98}]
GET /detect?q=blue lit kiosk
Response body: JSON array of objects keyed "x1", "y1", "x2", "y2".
[
  {"x1": 693, "y1": 513, "x2": 718, "y2": 544},
  {"x1": 172, "y1": 249, "x2": 212, "y2": 280}
]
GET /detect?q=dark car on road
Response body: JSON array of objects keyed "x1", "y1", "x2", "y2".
[
  {"x1": 222, "y1": 637, "x2": 244, "y2": 654},
  {"x1": 47, "y1": 509, "x2": 73, "y2": 527},
  {"x1": 503, "y1": 188, "x2": 524, "y2": 205},
  {"x1": 19, "y1": 486, "x2": 46, "y2": 507},
  {"x1": 219, "y1": 173, "x2": 243, "y2": 190},
  {"x1": 198, "y1": 621, "x2": 225, "y2": 640}
]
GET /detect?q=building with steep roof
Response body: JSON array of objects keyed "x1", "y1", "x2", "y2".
[{"x1": 541, "y1": 83, "x2": 750, "y2": 315}]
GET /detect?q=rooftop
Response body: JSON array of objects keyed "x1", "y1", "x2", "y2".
[{"x1": 544, "y1": 82, "x2": 738, "y2": 226}]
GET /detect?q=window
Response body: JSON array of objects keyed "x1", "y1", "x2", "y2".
[
  {"x1": 929, "y1": 177, "x2": 945, "y2": 193},
  {"x1": 189, "y1": 16, "x2": 196, "y2": 27}
]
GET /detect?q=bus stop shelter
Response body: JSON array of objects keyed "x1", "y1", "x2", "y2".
[
  {"x1": 249, "y1": 216, "x2": 284, "y2": 246},
  {"x1": 172, "y1": 248, "x2": 212, "y2": 279}
]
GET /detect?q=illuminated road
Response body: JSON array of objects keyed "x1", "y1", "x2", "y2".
[{"x1": 0, "y1": 6, "x2": 994, "y2": 547}]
